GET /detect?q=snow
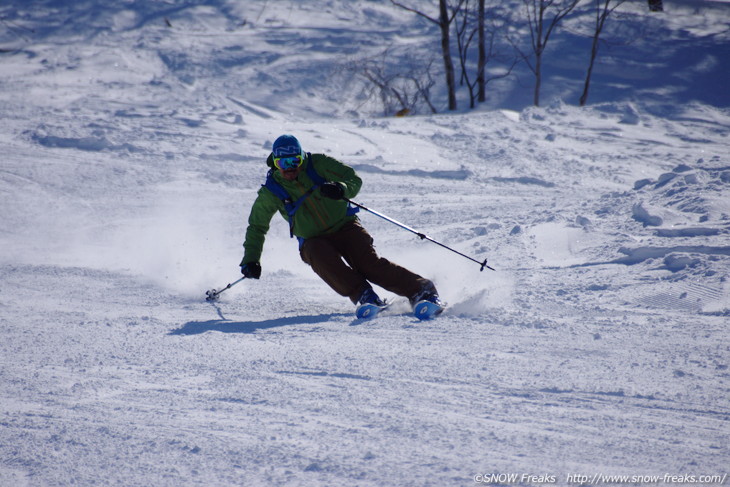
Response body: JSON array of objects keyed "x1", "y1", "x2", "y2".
[{"x1": 1, "y1": 1, "x2": 728, "y2": 486}]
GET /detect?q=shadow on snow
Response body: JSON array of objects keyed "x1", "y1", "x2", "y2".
[{"x1": 169, "y1": 313, "x2": 351, "y2": 335}]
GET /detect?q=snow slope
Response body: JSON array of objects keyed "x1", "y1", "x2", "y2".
[{"x1": 1, "y1": 1, "x2": 728, "y2": 486}]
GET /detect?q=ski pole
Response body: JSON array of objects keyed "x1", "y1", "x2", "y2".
[
  {"x1": 345, "y1": 199, "x2": 495, "y2": 272},
  {"x1": 205, "y1": 277, "x2": 245, "y2": 302}
]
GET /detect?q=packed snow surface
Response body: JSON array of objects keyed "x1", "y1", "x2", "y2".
[{"x1": 1, "y1": 1, "x2": 728, "y2": 486}]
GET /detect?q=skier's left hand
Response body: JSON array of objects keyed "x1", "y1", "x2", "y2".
[
  {"x1": 240, "y1": 262, "x2": 261, "y2": 279},
  {"x1": 319, "y1": 182, "x2": 345, "y2": 200}
]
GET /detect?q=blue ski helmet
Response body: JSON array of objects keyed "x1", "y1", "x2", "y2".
[{"x1": 272, "y1": 134, "x2": 302, "y2": 158}]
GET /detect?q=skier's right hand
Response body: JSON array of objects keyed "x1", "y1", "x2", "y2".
[
  {"x1": 319, "y1": 182, "x2": 345, "y2": 200},
  {"x1": 240, "y1": 262, "x2": 261, "y2": 279}
]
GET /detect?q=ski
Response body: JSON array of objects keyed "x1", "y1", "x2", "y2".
[
  {"x1": 413, "y1": 300, "x2": 444, "y2": 320},
  {"x1": 355, "y1": 299, "x2": 445, "y2": 321}
]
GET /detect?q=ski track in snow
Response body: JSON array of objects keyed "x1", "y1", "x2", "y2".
[{"x1": 1, "y1": 1, "x2": 729, "y2": 486}]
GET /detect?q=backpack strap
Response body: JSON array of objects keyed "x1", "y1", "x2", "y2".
[
  {"x1": 304, "y1": 154, "x2": 325, "y2": 186},
  {"x1": 262, "y1": 153, "x2": 320, "y2": 238}
]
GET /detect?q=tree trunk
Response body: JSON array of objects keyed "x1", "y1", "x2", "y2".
[
  {"x1": 440, "y1": 0, "x2": 458, "y2": 110},
  {"x1": 580, "y1": 0, "x2": 627, "y2": 106},
  {"x1": 579, "y1": 34, "x2": 599, "y2": 106},
  {"x1": 533, "y1": 2, "x2": 544, "y2": 107},
  {"x1": 477, "y1": 0, "x2": 486, "y2": 103},
  {"x1": 534, "y1": 53, "x2": 542, "y2": 107}
]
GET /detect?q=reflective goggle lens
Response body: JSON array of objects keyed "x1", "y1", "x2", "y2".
[{"x1": 274, "y1": 154, "x2": 303, "y2": 170}]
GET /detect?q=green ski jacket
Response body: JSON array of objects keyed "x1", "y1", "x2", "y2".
[{"x1": 241, "y1": 153, "x2": 362, "y2": 265}]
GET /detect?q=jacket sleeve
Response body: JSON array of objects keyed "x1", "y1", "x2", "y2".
[
  {"x1": 241, "y1": 187, "x2": 280, "y2": 265},
  {"x1": 314, "y1": 154, "x2": 362, "y2": 199}
]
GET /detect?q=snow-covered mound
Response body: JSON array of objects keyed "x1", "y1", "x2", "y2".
[{"x1": 1, "y1": 1, "x2": 728, "y2": 486}]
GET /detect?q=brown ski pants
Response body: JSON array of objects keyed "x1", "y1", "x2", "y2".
[{"x1": 300, "y1": 220, "x2": 434, "y2": 304}]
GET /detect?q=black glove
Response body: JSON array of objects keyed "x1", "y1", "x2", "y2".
[
  {"x1": 319, "y1": 182, "x2": 345, "y2": 200},
  {"x1": 240, "y1": 262, "x2": 261, "y2": 279}
]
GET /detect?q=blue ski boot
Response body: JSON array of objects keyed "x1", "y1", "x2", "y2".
[
  {"x1": 355, "y1": 287, "x2": 388, "y2": 319},
  {"x1": 410, "y1": 287, "x2": 445, "y2": 320}
]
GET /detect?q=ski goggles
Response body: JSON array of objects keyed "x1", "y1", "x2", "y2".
[{"x1": 273, "y1": 154, "x2": 304, "y2": 171}]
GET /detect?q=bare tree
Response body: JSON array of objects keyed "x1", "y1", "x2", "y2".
[
  {"x1": 455, "y1": 0, "x2": 516, "y2": 108},
  {"x1": 341, "y1": 50, "x2": 437, "y2": 116},
  {"x1": 648, "y1": 0, "x2": 663, "y2": 12},
  {"x1": 0, "y1": 15, "x2": 35, "y2": 50},
  {"x1": 512, "y1": 0, "x2": 580, "y2": 106},
  {"x1": 390, "y1": 0, "x2": 464, "y2": 111},
  {"x1": 579, "y1": 0, "x2": 627, "y2": 106}
]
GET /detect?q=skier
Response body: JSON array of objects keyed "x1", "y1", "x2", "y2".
[{"x1": 239, "y1": 134, "x2": 442, "y2": 318}]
